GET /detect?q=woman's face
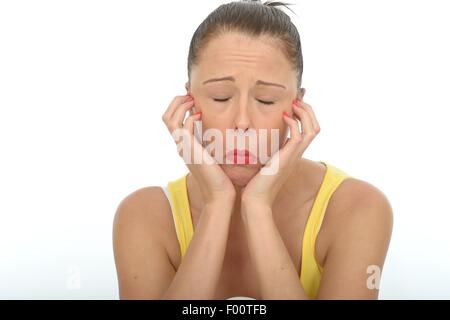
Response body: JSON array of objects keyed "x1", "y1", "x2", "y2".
[{"x1": 187, "y1": 32, "x2": 304, "y2": 187}]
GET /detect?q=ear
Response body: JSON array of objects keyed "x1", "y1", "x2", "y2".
[
  {"x1": 185, "y1": 81, "x2": 196, "y2": 115},
  {"x1": 298, "y1": 88, "x2": 306, "y2": 101}
]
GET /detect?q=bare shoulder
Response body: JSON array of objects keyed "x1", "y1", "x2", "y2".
[
  {"x1": 317, "y1": 176, "x2": 394, "y2": 299},
  {"x1": 112, "y1": 186, "x2": 180, "y2": 299},
  {"x1": 113, "y1": 186, "x2": 177, "y2": 260},
  {"x1": 331, "y1": 177, "x2": 393, "y2": 220},
  {"x1": 324, "y1": 176, "x2": 394, "y2": 247},
  {"x1": 298, "y1": 159, "x2": 392, "y2": 231},
  {"x1": 114, "y1": 186, "x2": 171, "y2": 232}
]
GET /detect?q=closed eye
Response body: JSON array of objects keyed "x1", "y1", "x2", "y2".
[
  {"x1": 258, "y1": 100, "x2": 274, "y2": 105},
  {"x1": 213, "y1": 98, "x2": 229, "y2": 103},
  {"x1": 213, "y1": 98, "x2": 274, "y2": 105}
]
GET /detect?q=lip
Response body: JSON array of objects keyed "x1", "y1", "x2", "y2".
[{"x1": 225, "y1": 149, "x2": 257, "y2": 165}]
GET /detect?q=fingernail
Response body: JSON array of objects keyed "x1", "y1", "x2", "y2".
[
  {"x1": 293, "y1": 99, "x2": 300, "y2": 107},
  {"x1": 194, "y1": 111, "x2": 202, "y2": 116},
  {"x1": 187, "y1": 96, "x2": 194, "y2": 101},
  {"x1": 283, "y1": 111, "x2": 290, "y2": 118}
]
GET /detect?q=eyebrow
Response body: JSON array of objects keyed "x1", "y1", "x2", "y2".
[{"x1": 202, "y1": 76, "x2": 286, "y2": 90}]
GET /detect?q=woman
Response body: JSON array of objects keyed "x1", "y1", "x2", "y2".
[{"x1": 113, "y1": 0, "x2": 393, "y2": 300}]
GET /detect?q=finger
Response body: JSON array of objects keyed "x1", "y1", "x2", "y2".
[
  {"x1": 262, "y1": 113, "x2": 301, "y2": 173},
  {"x1": 298, "y1": 100, "x2": 321, "y2": 134},
  {"x1": 162, "y1": 94, "x2": 193, "y2": 122},
  {"x1": 183, "y1": 111, "x2": 202, "y2": 133},
  {"x1": 292, "y1": 102, "x2": 315, "y2": 144},
  {"x1": 163, "y1": 100, "x2": 194, "y2": 132},
  {"x1": 171, "y1": 99, "x2": 195, "y2": 128},
  {"x1": 281, "y1": 111, "x2": 302, "y2": 154},
  {"x1": 182, "y1": 113, "x2": 217, "y2": 166}
]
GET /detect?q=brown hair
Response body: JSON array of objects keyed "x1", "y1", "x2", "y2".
[{"x1": 187, "y1": 0, "x2": 303, "y2": 91}]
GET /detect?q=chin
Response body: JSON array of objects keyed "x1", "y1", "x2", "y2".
[{"x1": 221, "y1": 164, "x2": 260, "y2": 187}]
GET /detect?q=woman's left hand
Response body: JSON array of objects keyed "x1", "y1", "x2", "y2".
[{"x1": 241, "y1": 98, "x2": 321, "y2": 211}]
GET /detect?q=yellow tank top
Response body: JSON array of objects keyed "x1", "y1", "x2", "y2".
[{"x1": 164, "y1": 161, "x2": 352, "y2": 299}]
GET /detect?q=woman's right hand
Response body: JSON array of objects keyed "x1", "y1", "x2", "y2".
[{"x1": 162, "y1": 94, "x2": 236, "y2": 206}]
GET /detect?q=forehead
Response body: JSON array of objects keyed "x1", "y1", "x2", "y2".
[{"x1": 193, "y1": 32, "x2": 293, "y2": 80}]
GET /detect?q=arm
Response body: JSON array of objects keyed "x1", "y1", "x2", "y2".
[
  {"x1": 162, "y1": 201, "x2": 234, "y2": 299},
  {"x1": 242, "y1": 181, "x2": 393, "y2": 300},
  {"x1": 113, "y1": 187, "x2": 234, "y2": 300},
  {"x1": 316, "y1": 182, "x2": 393, "y2": 299},
  {"x1": 241, "y1": 203, "x2": 309, "y2": 299}
]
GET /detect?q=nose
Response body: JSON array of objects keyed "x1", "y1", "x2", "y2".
[{"x1": 233, "y1": 102, "x2": 251, "y2": 132}]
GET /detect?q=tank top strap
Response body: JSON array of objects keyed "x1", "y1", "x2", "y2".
[
  {"x1": 166, "y1": 173, "x2": 194, "y2": 258},
  {"x1": 300, "y1": 161, "x2": 353, "y2": 298}
]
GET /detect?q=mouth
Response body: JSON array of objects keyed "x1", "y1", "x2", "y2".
[{"x1": 225, "y1": 149, "x2": 257, "y2": 165}]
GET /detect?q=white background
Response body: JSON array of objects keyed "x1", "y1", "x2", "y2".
[{"x1": 1, "y1": 0, "x2": 449, "y2": 299}]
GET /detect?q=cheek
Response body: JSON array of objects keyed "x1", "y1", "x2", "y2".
[
  {"x1": 267, "y1": 127, "x2": 288, "y2": 154},
  {"x1": 256, "y1": 118, "x2": 289, "y2": 150},
  {"x1": 201, "y1": 121, "x2": 228, "y2": 139},
  {"x1": 198, "y1": 107, "x2": 231, "y2": 129}
]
